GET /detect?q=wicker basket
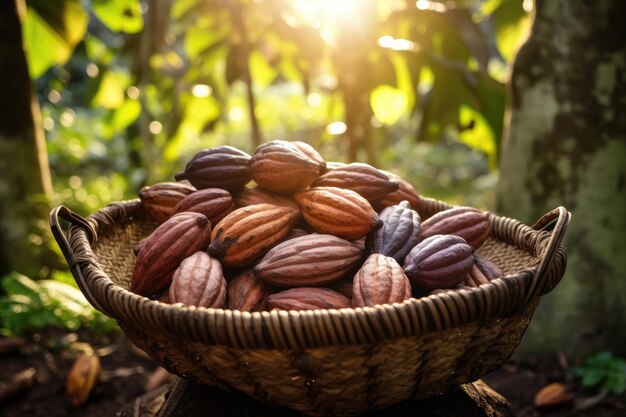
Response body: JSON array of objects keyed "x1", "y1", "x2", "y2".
[{"x1": 50, "y1": 198, "x2": 570, "y2": 417}]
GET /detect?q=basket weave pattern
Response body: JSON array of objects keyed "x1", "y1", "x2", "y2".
[{"x1": 56, "y1": 197, "x2": 568, "y2": 416}]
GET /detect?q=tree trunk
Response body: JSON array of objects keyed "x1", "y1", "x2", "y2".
[
  {"x1": 496, "y1": 0, "x2": 626, "y2": 356},
  {"x1": 0, "y1": 0, "x2": 55, "y2": 277}
]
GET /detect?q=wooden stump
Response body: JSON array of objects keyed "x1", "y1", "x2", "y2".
[{"x1": 118, "y1": 377, "x2": 515, "y2": 417}]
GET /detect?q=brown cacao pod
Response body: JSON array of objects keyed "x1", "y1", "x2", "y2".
[
  {"x1": 403, "y1": 234, "x2": 474, "y2": 290},
  {"x1": 465, "y1": 255, "x2": 503, "y2": 287},
  {"x1": 374, "y1": 170, "x2": 420, "y2": 211},
  {"x1": 249, "y1": 140, "x2": 325, "y2": 193},
  {"x1": 227, "y1": 269, "x2": 274, "y2": 311},
  {"x1": 174, "y1": 146, "x2": 251, "y2": 191},
  {"x1": 421, "y1": 207, "x2": 491, "y2": 250},
  {"x1": 169, "y1": 252, "x2": 227, "y2": 308},
  {"x1": 131, "y1": 212, "x2": 212, "y2": 296},
  {"x1": 367, "y1": 200, "x2": 421, "y2": 265},
  {"x1": 208, "y1": 203, "x2": 300, "y2": 266},
  {"x1": 311, "y1": 162, "x2": 399, "y2": 204},
  {"x1": 233, "y1": 187, "x2": 300, "y2": 212},
  {"x1": 291, "y1": 140, "x2": 326, "y2": 169},
  {"x1": 172, "y1": 188, "x2": 235, "y2": 226},
  {"x1": 253, "y1": 234, "x2": 363, "y2": 287},
  {"x1": 139, "y1": 181, "x2": 196, "y2": 224},
  {"x1": 266, "y1": 287, "x2": 351, "y2": 311},
  {"x1": 352, "y1": 254, "x2": 412, "y2": 308},
  {"x1": 295, "y1": 186, "x2": 382, "y2": 240}
]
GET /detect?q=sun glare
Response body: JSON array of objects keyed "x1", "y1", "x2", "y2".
[{"x1": 291, "y1": 0, "x2": 366, "y2": 30}]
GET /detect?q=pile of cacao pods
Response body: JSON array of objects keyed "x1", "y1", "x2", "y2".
[{"x1": 131, "y1": 140, "x2": 503, "y2": 311}]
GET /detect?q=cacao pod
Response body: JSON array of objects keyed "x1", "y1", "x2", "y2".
[
  {"x1": 253, "y1": 233, "x2": 363, "y2": 287},
  {"x1": 172, "y1": 188, "x2": 235, "y2": 226},
  {"x1": 227, "y1": 269, "x2": 274, "y2": 311},
  {"x1": 266, "y1": 287, "x2": 351, "y2": 311},
  {"x1": 233, "y1": 186, "x2": 300, "y2": 212},
  {"x1": 352, "y1": 254, "x2": 412, "y2": 307},
  {"x1": 249, "y1": 140, "x2": 325, "y2": 193},
  {"x1": 311, "y1": 162, "x2": 399, "y2": 204},
  {"x1": 174, "y1": 146, "x2": 251, "y2": 191},
  {"x1": 465, "y1": 255, "x2": 503, "y2": 287},
  {"x1": 374, "y1": 171, "x2": 420, "y2": 211},
  {"x1": 403, "y1": 234, "x2": 474, "y2": 290},
  {"x1": 139, "y1": 181, "x2": 196, "y2": 224},
  {"x1": 291, "y1": 140, "x2": 326, "y2": 169},
  {"x1": 131, "y1": 212, "x2": 212, "y2": 296},
  {"x1": 421, "y1": 207, "x2": 491, "y2": 250},
  {"x1": 367, "y1": 200, "x2": 421, "y2": 264},
  {"x1": 66, "y1": 352, "x2": 101, "y2": 407},
  {"x1": 208, "y1": 203, "x2": 300, "y2": 266},
  {"x1": 295, "y1": 186, "x2": 382, "y2": 240},
  {"x1": 169, "y1": 252, "x2": 227, "y2": 308}
]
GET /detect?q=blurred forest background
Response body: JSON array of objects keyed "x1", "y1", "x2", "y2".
[{"x1": 0, "y1": 0, "x2": 624, "y2": 375}]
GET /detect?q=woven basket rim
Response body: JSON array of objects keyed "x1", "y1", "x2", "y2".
[{"x1": 61, "y1": 198, "x2": 568, "y2": 350}]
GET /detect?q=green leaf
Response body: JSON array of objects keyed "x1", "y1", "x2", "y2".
[
  {"x1": 490, "y1": 0, "x2": 530, "y2": 62},
  {"x1": 458, "y1": 105, "x2": 496, "y2": 165},
  {"x1": 581, "y1": 369, "x2": 606, "y2": 387},
  {"x1": 370, "y1": 85, "x2": 408, "y2": 125},
  {"x1": 249, "y1": 50, "x2": 277, "y2": 88},
  {"x1": 90, "y1": 69, "x2": 127, "y2": 109},
  {"x1": 103, "y1": 98, "x2": 141, "y2": 137},
  {"x1": 24, "y1": 0, "x2": 89, "y2": 78},
  {"x1": 92, "y1": 0, "x2": 143, "y2": 33}
]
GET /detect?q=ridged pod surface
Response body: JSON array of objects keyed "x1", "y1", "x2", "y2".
[
  {"x1": 174, "y1": 146, "x2": 251, "y2": 191},
  {"x1": 295, "y1": 187, "x2": 382, "y2": 240},
  {"x1": 421, "y1": 207, "x2": 491, "y2": 250},
  {"x1": 233, "y1": 187, "x2": 300, "y2": 212},
  {"x1": 266, "y1": 287, "x2": 351, "y2": 311},
  {"x1": 208, "y1": 204, "x2": 300, "y2": 266},
  {"x1": 139, "y1": 181, "x2": 196, "y2": 223},
  {"x1": 465, "y1": 255, "x2": 503, "y2": 287},
  {"x1": 169, "y1": 252, "x2": 227, "y2": 308},
  {"x1": 253, "y1": 234, "x2": 363, "y2": 287},
  {"x1": 311, "y1": 162, "x2": 399, "y2": 204},
  {"x1": 226, "y1": 269, "x2": 274, "y2": 311},
  {"x1": 352, "y1": 254, "x2": 412, "y2": 307},
  {"x1": 172, "y1": 188, "x2": 235, "y2": 226},
  {"x1": 131, "y1": 212, "x2": 212, "y2": 296},
  {"x1": 374, "y1": 170, "x2": 420, "y2": 211},
  {"x1": 367, "y1": 201, "x2": 421, "y2": 265},
  {"x1": 249, "y1": 140, "x2": 325, "y2": 193},
  {"x1": 403, "y1": 234, "x2": 474, "y2": 290}
]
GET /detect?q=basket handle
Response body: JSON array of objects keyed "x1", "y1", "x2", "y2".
[
  {"x1": 50, "y1": 206, "x2": 105, "y2": 312},
  {"x1": 524, "y1": 206, "x2": 571, "y2": 305}
]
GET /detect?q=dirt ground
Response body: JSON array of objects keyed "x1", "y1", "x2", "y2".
[{"x1": 1, "y1": 328, "x2": 624, "y2": 417}]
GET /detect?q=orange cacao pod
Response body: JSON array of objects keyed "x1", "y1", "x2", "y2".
[
  {"x1": 421, "y1": 207, "x2": 491, "y2": 250},
  {"x1": 169, "y1": 252, "x2": 227, "y2": 308},
  {"x1": 312, "y1": 163, "x2": 399, "y2": 204},
  {"x1": 227, "y1": 269, "x2": 274, "y2": 311},
  {"x1": 295, "y1": 186, "x2": 382, "y2": 240},
  {"x1": 352, "y1": 254, "x2": 412, "y2": 307},
  {"x1": 175, "y1": 146, "x2": 251, "y2": 191},
  {"x1": 131, "y1": 212, "x2": 212, "y2": 296},
  {"x1": 139, "y1": 181, "x2": 196, "y2": 223},
  {"x1": 266, "y1": 287, "x2": 351, "y2": 311},
  {"x1": 249, "y1": 140, "x2": 325, "y2": 193},
  {"x1": 403, "y1": 234, "x2": 474, "y2": 290},
  {"x1": 253, "y1": 234, "x2": 363, "y2": 287},
  {"x1": 374, "y1": 171, "x2": 420, "y2": 211},
  {"x1": 172, "y1": 188, "x2": 235, "y2": 226},
  {"x1": 465, "y1": 255, "x2": 503, "y2": 287},
  {"x1": 233, "y1": 187, "x2": 300, "y2": 212},
  {"x1": 208, "y1": 204, "x2": 300, "y2": 266}
]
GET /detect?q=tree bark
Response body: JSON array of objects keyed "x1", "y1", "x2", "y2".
[
  {"x1": 496, "y1": 0, "x2": 626, "y2": 356},
  {"x1": 0, "y1": 0, "x2": 55, "y2": 277}
]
